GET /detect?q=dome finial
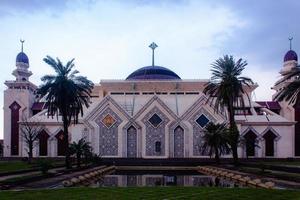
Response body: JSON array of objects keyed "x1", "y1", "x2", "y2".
[
  {"x1": 288, "y1": 37, "x2": 293, "y2": 50},
  {"x1": 149, "y1": 42, "x2": 158, "y2": 67},
  {"x1": 20, "y1": 39, "x2": 25, "y2": 52}
]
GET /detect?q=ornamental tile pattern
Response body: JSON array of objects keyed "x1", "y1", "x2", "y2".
[
  {"x1": 127, "y1": 126, "x2": 137, "y2": 157},
  {"x1": 95, "y1": 108, "x2": 122, "y2": 156},
  {"x1": 142, "y1": 107, "x2": 170, "y2": 156},
  {"x1": 176, "y1": 176, "x2": 184, "y2": 186},
  {"x1": 192, "y1": 176, "x2": 214, "y2": 186},
  {"x1": 189, "y1": 108, "x2": 216, "y2": 156},
  {"x1": 174, "y1": 126, "x2": 184, "y2": 157},
  {"x1": 145, "y1": 177, "x2": 164, "y2": 186},
  {"x1": 127, "y1": 175, "x2": 137, "y2": 186}
]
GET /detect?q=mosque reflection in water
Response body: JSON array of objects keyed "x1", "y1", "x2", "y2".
[{"x1": 92, "y1": 175, "x2": 240, "y2": 187}]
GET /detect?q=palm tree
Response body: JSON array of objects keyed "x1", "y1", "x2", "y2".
[
  {"x1": 70, "y1": 138, "x2": 92, "y2": 168},
  {"x1": 200, "y1": 122, "x2": 230, "y2": 164},
  {"x1": 203, "y1": 55, "x2": 254, "y2": 165},
  {"x1": 37, "y1": 56, "x2": 94, "y2": 169},
  {"x1": 274, "y1": 68, "x2": 300, "y2": 105}
]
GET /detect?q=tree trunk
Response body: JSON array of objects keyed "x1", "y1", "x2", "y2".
[
  {"x1": 63, "y1": 120, "x2": 71, "y2": 169},
  {"x1": 76, "y1": 152, "x2": 81, "y2": 168},
  {"x1": 228, "y1": 102, "x2": 239, "y2": 166},
  {"x1": 231, "y1": 142, "x2": 239, "y2": 166},
  {"x1": 28, "y1": 142, "x2": 33, "y2": 164},
  {"x1": 215, "y1": 147, "x2": 220, "y2": 164}
]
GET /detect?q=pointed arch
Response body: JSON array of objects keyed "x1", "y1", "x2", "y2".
[
  {"x1": 127, "y1": 125, "x2": 137, "y2": 158},
  {"x1": 174, "y1": 126, "x2": 184, "y2": 158},
  {"x1": 55, "y1": 130, "x2": 66, "y2": 156},
  {"x1": 261, "y1": 127, "x2": 281, "y2": 157},
  {"x1": 241, "y1": 127, "x2": 260, "y2": 157},
  {"x1": 38, "y1": 130, "x2": 50, "y2": 156},
  {"x1": 9, "y1": 101, "x2": 21, "y2": 155},
  {"x1": 169, "y1": 121, "x2": 189, "y2": 157}
]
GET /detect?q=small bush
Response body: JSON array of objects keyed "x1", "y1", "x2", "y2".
[
  {"x1": 90, "y1": 153, "x2": 102, "y2": 165},
  {"x1": 37, "y1": 159, "x2": 53, "y2": 174},
  {"x1": 286, "y1": 157, "x2": 294, "y2": 162},
  {"x1": 258, "y1": 162, "x2": 266, "y2": 174}
]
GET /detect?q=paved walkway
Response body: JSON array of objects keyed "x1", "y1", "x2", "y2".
[
  {"x1": 0, "y1": 166, "x2": 67, "y2": 182},
  {"x1": 15, "y1": 165, "x2": 106, "y2": 189},
  {"x1": 214, "y1": 165, "x2": 300, "y2": 189}
]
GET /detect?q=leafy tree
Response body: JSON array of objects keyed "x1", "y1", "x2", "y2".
[
  {"x1": 200, "y1": 122, "x2": 230, "y2": 164},
  {"x1": 70, "y1": 138, "x2": 92, "y2": 168},
  {"x1": 274, "y1": 68, "x2": 300, "y2": 105},
  {"x1": 37, "y1": 56, "x2": 94, "y2": 169},
  {"x1": 203, "y1": 55, "x2": 254, "y2": 165},
  {"x1": 20, "y1": 118, "x2": 44, "y2": 164}
]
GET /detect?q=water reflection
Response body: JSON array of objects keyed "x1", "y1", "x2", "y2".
[{"x1": 93, "y1": 174, "x2": 240, "y2": 188}]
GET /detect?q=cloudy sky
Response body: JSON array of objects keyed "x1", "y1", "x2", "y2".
[{"x1": 0, "y1": 0, "x2": 299, "y2": 138}]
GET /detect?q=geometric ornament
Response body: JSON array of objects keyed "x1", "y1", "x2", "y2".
[
  {"x1": 196, "y1": 114, "x2": 209, "y2": 128},
  {"x1": 149, "y1": 113, "x2": 162, "y2": 128},
  {"x1": 102, "y1": 114, "x2": 116, "y2": 128}
]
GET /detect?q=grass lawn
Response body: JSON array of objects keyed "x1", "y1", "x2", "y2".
[
  {"x1": 0, "y1": 161, "x2": 35, "y2": 173},
  {"x1": 0, "y1": 187, "x2": 299, "y2": 200},
  {"x1": 262, "y1": 161, "x2": 300, "y2": 167},
  {"x1": 238, "y1": 166, "x2": 300, "y2": 183}
]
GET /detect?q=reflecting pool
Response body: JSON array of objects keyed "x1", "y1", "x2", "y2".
[{"x1": 87, "y1": 170, "x2": 243, "y2": 188}]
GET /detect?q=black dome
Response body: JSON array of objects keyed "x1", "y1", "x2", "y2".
[{"x1": 126, "y1": 66, "x2": 181, "y2": 80}]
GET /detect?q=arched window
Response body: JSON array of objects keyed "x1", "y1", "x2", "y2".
[
  {"x1": 127, "y1": 126, "x2": 137, "y2": 158},
  {"x1": 55, "y1": 130, "x2": 67, "y2": 156},
  {"x1": 263, "y1": 130, "x2": 277, "y2": 157},
  {"x1": 38, "y1": 130, "x2": 49, "y2": 156},
  {"x1": 174, "y1": 126, "x2": 184, "y2": 157},
  {"x1": 244, "y1": 130, "x2": 257, "y2": 157}
]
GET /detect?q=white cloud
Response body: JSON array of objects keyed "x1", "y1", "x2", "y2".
[{"x1": 0, "y1": 0, "x2": 278, "y2": 139}]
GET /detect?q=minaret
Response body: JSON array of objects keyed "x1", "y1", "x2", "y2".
[
  {"x1": 272, "y1": 38, "x2": 300, "y2": 156},
  {"x1": 12, "y1": 40, "x2": 33, "y2": 82},
  {"x1": 273, "y1": 37, "x2": 299, "y2": 98},
  {"x1": 280, "y1": 37, "x2": 298, "y2": 75},
  {"x1": 3, "y1": 40, "x2": 37, "y2": 157}
]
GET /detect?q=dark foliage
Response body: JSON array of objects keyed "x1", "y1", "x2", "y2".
[
  {"x1": 37, "y1": 56, "x2": 94, "y2": 168},
  {"x1": 203, "y1": 55, "x2": 254, "y2": 165}
]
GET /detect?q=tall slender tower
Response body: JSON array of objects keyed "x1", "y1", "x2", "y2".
[
  {"x1": 272, "y1": 38, "x2": 300, "y2": 156},
  {"x1": 3, "y1": 41, "x2": 37, "y2": 157}
]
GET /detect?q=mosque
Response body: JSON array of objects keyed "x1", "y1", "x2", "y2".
[{"x1": 2, "y1": 42, "x2": 299, "y2": 159}]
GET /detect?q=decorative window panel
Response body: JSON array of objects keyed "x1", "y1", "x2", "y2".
[
  {"x1": 149, "y1": 114, "x2": 162, "y2": 127},
  {"x1": 95, "y1": 108, "x2": 122, "y2": 156},
  {"x1": 196, "y1": 114, "x2": 209, "y2": 128}
]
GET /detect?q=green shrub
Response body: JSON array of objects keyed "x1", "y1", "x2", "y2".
[
  {"x1": 90, "y1": 153, "x2": 102, "y2": 165},
  {"x1": 37, "y1": 159, "x2": 53, "y2": 174}
]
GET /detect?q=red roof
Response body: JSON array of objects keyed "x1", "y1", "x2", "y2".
[
  {"x1": 256, "y1": 101, "x2": 281, "y2": 110},
  {"x1": 31, "y1": 102, "x2": 45, "y2": 110}
]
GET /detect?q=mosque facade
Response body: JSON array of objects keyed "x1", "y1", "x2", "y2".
[{"x1": 2, "y1": 42, "x2": 300, "y2": 159}]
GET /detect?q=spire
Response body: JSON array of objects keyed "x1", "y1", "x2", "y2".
[
  {"x1": 14, "y1": 39, "x2": 32, "y2": 81},
  {"x1": 289, "y1": 37, "x2": 293, "y2": 50},
  {"x1": 20, "y1": 39, "x2": 25, "y2": 52},
  {"x1": 149, "y1": 42, "x2": 158, "y2": 66}
]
